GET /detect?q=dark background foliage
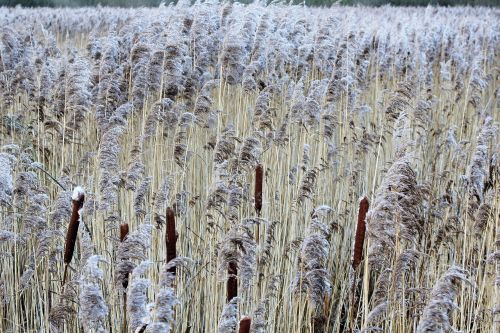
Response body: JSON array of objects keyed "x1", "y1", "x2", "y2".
[{"x1": 0, "y1": 0, "x2": 499, "y2": 7}]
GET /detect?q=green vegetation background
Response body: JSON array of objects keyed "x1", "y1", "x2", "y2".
[{"x1": 0, "y1": 0, "x2": 498, "y2": 9}]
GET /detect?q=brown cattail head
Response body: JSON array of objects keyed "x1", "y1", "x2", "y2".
[
  {"x1": 254, "y1": 164, "x2": 263, "y2": 215},
  {"x1": 120, "y1": 223, "x2": 129, "y2": 242},
  {"x1": 64, "y1": 187, "x2": 85, "y2": 265},
  {"x1": 120, "y1": 223, "x2": 130, "y2": 289},
  {"x1": 352, "y1": 196, "x2": 369, "y2": 270},
  {"x1": 227, "y1": 261, "x2": 238, "y2": 302},
  {"x1": 239, "y1": 316, "x2": 251, "y2": 333},
  {"x1": 166, "y1": 207, "x2": 177, "y2": 275}
]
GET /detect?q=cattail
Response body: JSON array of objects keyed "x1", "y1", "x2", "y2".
[
  {"x1": 227, "y1": 261, "x2": 238, "y2": 303},
  {"x1": 63, "y1": 186, "x2": 85, "y2": 284},
  {"x1": 120, "y1": 223, "x2": 130, "y2": 333},
  {"x1": 120, "y1": 223, "x2": 129, "y2": 243},
  {"x1": 239, "y1": 316, "x2": 251, "y2": 333},
  {"x1": 254, "y1": 164, "x2": 263, "y2": 216},
  {"x1": 348, "y1": 197, "x2": 369, "y2": 331},
  {"x1": 254, "y1": 164, "x2": 263, "y2": 247},
  {"x1": 166, "y1": 207, "x2": 177, "y2": 275},
  {"x1": 352, "y1": 197, "x2": 369, "y2": 270}
]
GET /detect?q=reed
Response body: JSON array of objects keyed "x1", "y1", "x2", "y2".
[{"x1": 0, "y1": 4, "x2": 498, "y2": 333}]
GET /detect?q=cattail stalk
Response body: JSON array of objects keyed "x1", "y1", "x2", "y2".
[
  {"x1": 62, "y1": 186, "x2": 85, "y2": 285},
  {"x1": 239, "y1": 316, "x2": 251, "y2": 333},
  {"x1": 349, "y1": 196, "x2": 369, "y2": 331},
  {"x1": 120, "y1": 223, "x2": 129, "y2": 333},
  {"x1": 120, "y1": 223, "x2": 129, "y2": 243},
  {"x1": 166, "y1": 207, "x2": 177, "y2": 275},
  {"x1": 255, "y1": 164, "x2": 263, "y2": 244},
  {"x1": 227, "y1": 262, "x2": 238, "y2": 302},
  {"x1": 254, "y1": 164, "x2": 263, "y2": 216},
  {"x1": 352, "y1": 197, "x2": 369, "y2": 270}
]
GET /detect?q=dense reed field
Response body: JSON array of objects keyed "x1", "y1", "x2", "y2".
[{"x1": 0, "y1": 3, "x2": 499, "y2": 332}]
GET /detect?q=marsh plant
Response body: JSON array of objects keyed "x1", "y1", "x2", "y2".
[{"x1": 0, "y1": 2, "x2": 498, "y2": 332}]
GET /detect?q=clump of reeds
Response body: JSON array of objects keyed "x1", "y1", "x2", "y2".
[{"x1": 0, "y1": 5, "x2": 499, "y2": 333}]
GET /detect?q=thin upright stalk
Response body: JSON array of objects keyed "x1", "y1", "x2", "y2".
[
  {"x1": 227, "y1": 262, "x2": 238, "y2": 303},
  {"x1": 166, "y1": 207, "x2": 177, "y2": 275},
  {"x1": 62, "y1": 187, "x2": 85, "y2": 285}
]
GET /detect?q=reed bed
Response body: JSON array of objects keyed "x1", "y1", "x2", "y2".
[{"x1": 0, "y1": 3, "x2": 499, "y2": 333}]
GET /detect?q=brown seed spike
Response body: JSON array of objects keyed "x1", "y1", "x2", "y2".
[
  {"x1": 255, "y1": 164, "x2": 263, "y2": 216},
  {"x1": 227, "y1": 261, "x2": 238, "y2": 302},
  {"x1": 63, "y1": 186, "x2": 85, "y2": 285},
  {"x1": 120, "y1": 223, "x2": 130, "y2": 289},
  {"x1": 239, "y1": 316, "x2": 251, "y2": 333},
  {"x1": 120, "y1": 223, "x2": 129, "y2": 242},
  {"x1": 352, "y1": 196, "x2": 369, "y2": 270},
  {"x1": 166, "y1": 207, "x2": 177, "y2": 275}
]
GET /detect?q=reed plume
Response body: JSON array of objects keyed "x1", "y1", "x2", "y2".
[
  {"x1": 416, "y1": 266, "x2": 471, "y2": 333},
  {"x1": 115, "y1": 222, "x2": 153, "y2": 291},
  {"x1": 79, "y1": 255, "x2": 109, "y2": 332},
  {"x1": 0, "y1": 151, "x2": 16, "y2": 206},
  {"x1": 127, "y1": 262, "x2": 151, "y2": 332},
  {"x1": 218, "y1": 297, "x2": 239, "y2": 333}
]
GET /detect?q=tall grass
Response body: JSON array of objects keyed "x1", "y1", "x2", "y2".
[{"x1": 0, "y1": 3, "x2": 498, "y2": 333}]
